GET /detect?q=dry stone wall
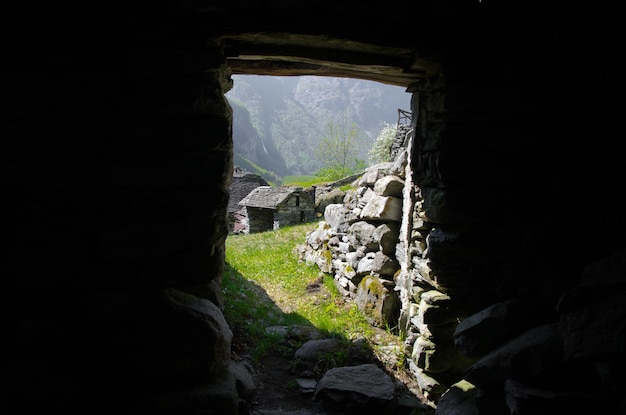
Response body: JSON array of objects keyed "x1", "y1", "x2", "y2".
[
  {"x1": 298, "y1": 81, "x2": 626, "y2": 414},
  {"x1": 299, "y1": 157, "x2": 406, "y2": 328},
  {"x1": 297, "y1": 129, "x2": 470, "y2": 402}
]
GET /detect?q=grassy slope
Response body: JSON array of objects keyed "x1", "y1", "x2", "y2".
[
  {"x1": 223, "y1": 221, "x2": 424, "y2": 411},
  {"x1": 223, "y1": 222, "x2": 376, "y2": 361}
]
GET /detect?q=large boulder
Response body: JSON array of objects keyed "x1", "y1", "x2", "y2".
[{"x1": 314, "y1": 364, "x2": 396, "y2": 415}]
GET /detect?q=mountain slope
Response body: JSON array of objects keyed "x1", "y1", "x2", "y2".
[
  {"x1": 226, "y1": 75, "x2": 410, "y2": 178},
  {"x1": 230, "y1": 99, "x2": 290, "y2": 180}
]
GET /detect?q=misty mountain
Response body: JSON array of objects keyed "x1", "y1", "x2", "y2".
[
  {"x1": 229, "y1": 100, "x2": 290, "y2": 181},
  {"x1": 226, "y1": 75, "x2": 411, "y2": 180}
]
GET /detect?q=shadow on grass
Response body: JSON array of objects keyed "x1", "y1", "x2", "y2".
[
  {"x1": 222, "y1": 261, "x2": 431, "y2": 413},
  {"x1": 223, "y1": 260, "x2": 353, "y2": 362}
]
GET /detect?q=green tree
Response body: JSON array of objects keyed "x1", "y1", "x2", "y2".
[
  {"x1": 314, "y1": 111, "x2": 367, "y2": 181},
  {"x1": 368, "y1": 122, "x2": 397, "y2": 163}
]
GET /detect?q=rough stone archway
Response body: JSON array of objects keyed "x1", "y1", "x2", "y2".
[{"x1": 3, "y1": 1, "x2": 625, "y2": 414}]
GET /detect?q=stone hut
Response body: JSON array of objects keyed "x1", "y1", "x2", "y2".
[
  {"x1": 238, "y1": 185, "x2": 316, "y2": 233},
  {"x1": 227, "y1": 169, "x2": 270, "y2": 233}
]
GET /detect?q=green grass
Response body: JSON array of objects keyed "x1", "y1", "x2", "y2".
[
  {"x1": 282, "y1": 176, "x2": 356, "y2": 194},
  {"x1": 223, "y1": 222, "x2": 374, "y2": 361},
  {"x1": 281, "y1": 175, "x2": 329, "y2": 187},
  {"x1": 338, "y1": 184, "x2": 354, "y2": 191}
]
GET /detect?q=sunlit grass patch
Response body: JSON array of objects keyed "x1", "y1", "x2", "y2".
[{"x1": 224, "y1": 222, "x2": 374, "y2": 360}]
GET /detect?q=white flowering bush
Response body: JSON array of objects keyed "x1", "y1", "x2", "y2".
[{"x1": 368, "y1": 122, "x2": 397, "y2": 163}]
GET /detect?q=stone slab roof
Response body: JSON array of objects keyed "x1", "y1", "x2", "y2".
[
  {"x1": 228, "y1": 173, "x2": 270, "y2": 212},
  {"x1": 239, "y1": 185, "x2": 303, "y2": 209}
]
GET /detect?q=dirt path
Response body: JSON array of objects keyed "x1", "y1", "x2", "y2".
[
  {"x1": 233, "y1": 323, "x2": 434, "y2": 415},
  {"x1": 226, "y1": 269, "x2": 434, "y2": 414},
  {"x1": 249, "y1": 354, "x2": 327, "y2": 414}
]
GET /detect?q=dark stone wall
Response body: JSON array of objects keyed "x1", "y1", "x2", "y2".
[
  {"x1": 404, "y1": 5, "x2": 626, "y2": 407},
  {"x1": 2, "y1": 4, "x2": 235, "y2": 413},
  {"x1": 413, "y1": 52, "x2": 626, "y2": 304},
  {"x1": 246, "y1": 207, "x2": 275, "y2": 234}
]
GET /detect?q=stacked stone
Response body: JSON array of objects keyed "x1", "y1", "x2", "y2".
[
  {"x1": 298, "y1": 124, "x2": 490, "y2": 406},
  {"x1": 299, "y1": 156, "x2": 407, "y2": 329},
  {"x1": 298, "y1": 128, "x2": 478, "y2": 406},
  {"x1": 395, "y1": 184, "x2": 476, "y2": 403},
  {"x1": 433, "y1": 249, "x2": 626, "y2": 415},
  {"x1": 389, "y1": 123, "x2": 413, "y2": 161}
]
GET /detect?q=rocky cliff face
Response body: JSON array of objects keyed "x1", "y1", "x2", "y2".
[
  {"x1": 227, "y1": 75, "x2": 410, "y2": 177},
  {"x1": 230, "y1": 99, "x2": 290, "y2": 180}
]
